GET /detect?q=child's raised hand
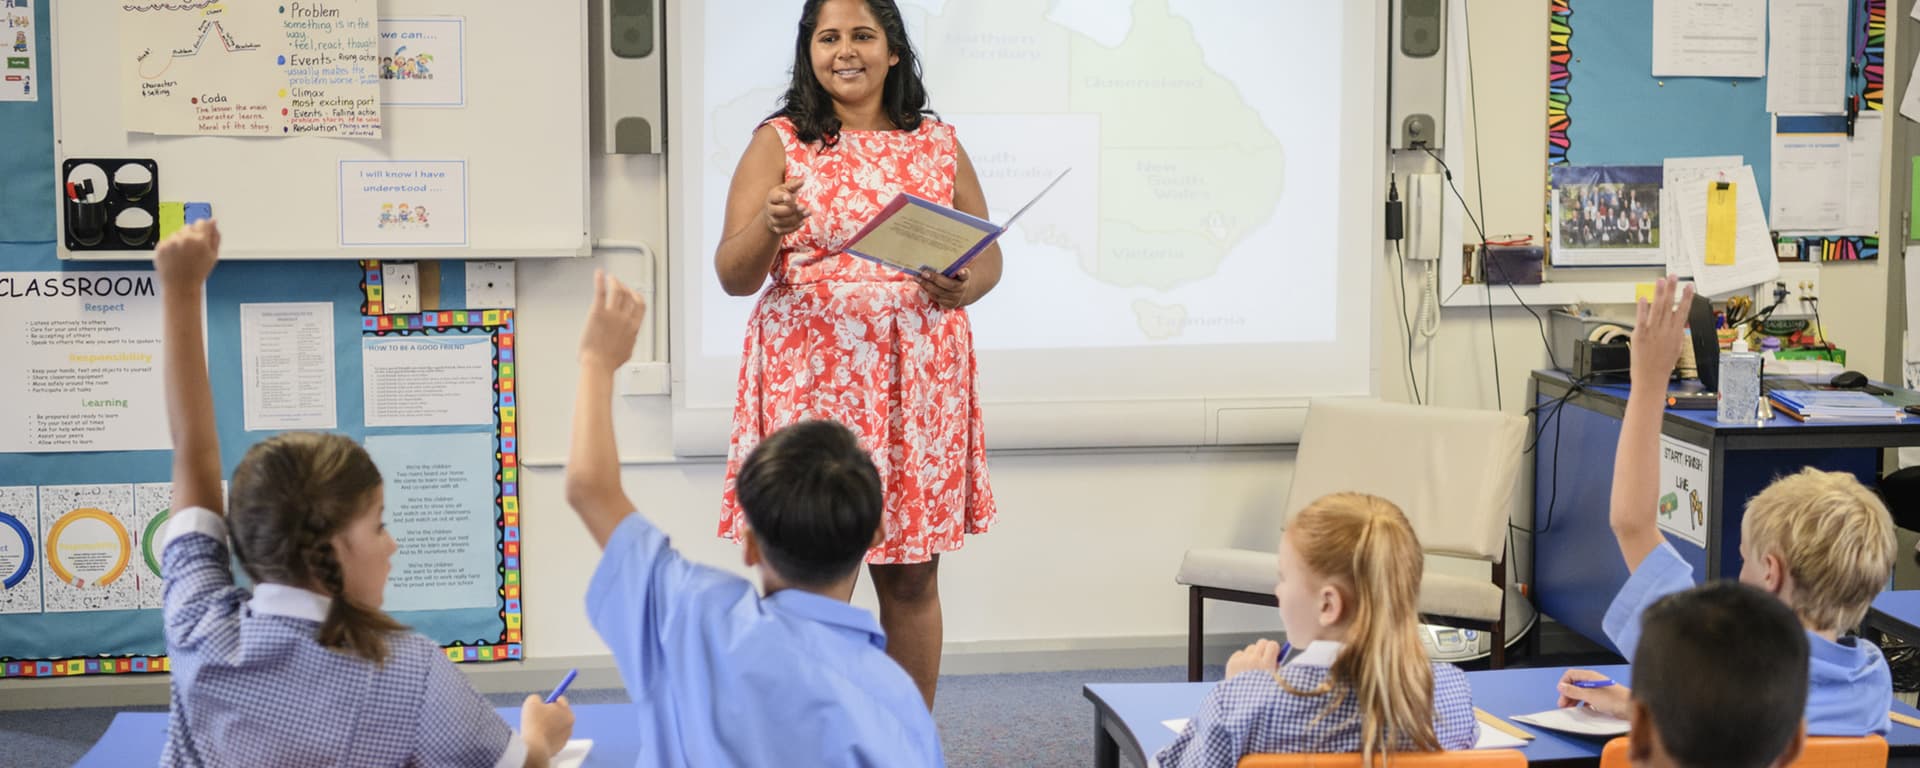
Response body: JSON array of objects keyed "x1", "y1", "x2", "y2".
[
  {"x1": 578, "y1": 269, "x2": 647, "y2": 374},
  {"x1": 1555, "y1": 669, "x2": 1632, "y2": 720},
  {"x1": 153, "y1": 219, "x2": 221, "y2": 288},
  {"x1": 1629, "y1": 275, "x2": 1696, "y2": 387},
  {"x1": 1224, "y1": 638, "x2": 1283, "y2": 679},
  {"x1": 519, "y1": 694, "x2": 576, "y2": 759}
]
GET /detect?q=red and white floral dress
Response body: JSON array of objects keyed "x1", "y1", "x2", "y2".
[{"x1": 718, "y1": 116, "x2": 996, "y2": 564}]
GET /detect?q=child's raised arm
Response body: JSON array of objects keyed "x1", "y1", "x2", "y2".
[
  {"x1": 1610, "y1": 276, "x2": 1694, "y2": 571},
  {"x1": 564, "y1": 270, "x2": 647, "y2": 548},
  {"x1": 156, "y1": 221, "x2": 224, "y2": 516}
]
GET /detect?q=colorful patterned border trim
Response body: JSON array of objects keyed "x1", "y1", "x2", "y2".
[
  {"x1": 1547, "y1": 0, "x2": 1572, "y2": 167},
  {"x1": 360, "y1": 261, "x2": 522, "y2": 663},
  {"x1": 1, "y1": 656, "x2": 170, "y2": 678},
  {"x1": 1866, "y1": 0, "x2": 1886, "y2": 111},
  {"x1": 1794, "y1": 236, "x2": 1880, "y2": 262}
]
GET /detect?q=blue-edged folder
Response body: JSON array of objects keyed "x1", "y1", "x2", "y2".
[{"x1": 843, "y1": 168, "x2": 1069, "y2": 276}]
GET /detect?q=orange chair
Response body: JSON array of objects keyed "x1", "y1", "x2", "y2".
[
  {"x1": 1598, "y1": 735, "x2": 1887, "y2": 768},
  {"x1": 1236, "y1": 751, "x2": 1527, "y2": 768}
]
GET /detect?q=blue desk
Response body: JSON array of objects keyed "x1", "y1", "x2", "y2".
[
  {"x1": 72, "y1": 703, "x2": 643, "y2": 767},
  {"x1": 1085, "y1": 665, "x2": 1920, "y2": 767},
  {"x1": 1531, "y1": 369, "x2": 1920, "y2": 651},
  {"x1": 1868, "y1": 590, "x2": 1920, "y2": 646}
]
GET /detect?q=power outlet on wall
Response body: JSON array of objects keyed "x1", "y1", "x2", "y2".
[
  {"x1": 381, "y1": 262, "x2": 422, "y2": 315},
  {"x1": 1762, "y1": 262, "x2": 1820, "y2": 318},
  {"x1": 466, "y1": 261, "x2": 516, "y2": 309}
]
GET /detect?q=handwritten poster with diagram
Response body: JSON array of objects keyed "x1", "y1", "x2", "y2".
[{"x1": 120, "y1": 0, "x2": 380, "y2": 137}]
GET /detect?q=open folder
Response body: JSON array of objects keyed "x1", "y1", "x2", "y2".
[{"x1": 843, "y1": 169, "x2": 1070, "y2": 277}]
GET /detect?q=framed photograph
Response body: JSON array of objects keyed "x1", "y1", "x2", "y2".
[{"x1": 1550, "y1": 165, "x2": 1662, "y2": 267}]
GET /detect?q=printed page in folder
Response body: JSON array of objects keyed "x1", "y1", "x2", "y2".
[{"x1": 843, "y1": 169, "x2": 1068, "y2": 276}]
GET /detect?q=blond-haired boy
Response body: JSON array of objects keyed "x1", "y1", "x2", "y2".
[{"x1": 1558, "y1": 277, "x2": 1898, "y2": 736}]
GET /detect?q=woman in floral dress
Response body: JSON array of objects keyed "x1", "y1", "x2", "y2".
[{"x1": 711, "y1": 0, "x2": 999, "y2": 709}]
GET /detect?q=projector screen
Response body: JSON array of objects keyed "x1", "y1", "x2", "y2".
[{"x1": 669, "y1": 0, "x2": 1383, "y2": 453}]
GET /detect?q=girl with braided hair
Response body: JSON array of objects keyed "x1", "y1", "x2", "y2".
[{"x1": 154, "y1": 220, "x2": 576, "y2": 767}]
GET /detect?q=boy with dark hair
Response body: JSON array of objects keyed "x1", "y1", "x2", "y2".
[
  {"x1": 1626, "y1": 581, "x2": 1808, "y2": 768},
  {"x1": 565, "y1": 270, "x2": 942, "y2": 766}
]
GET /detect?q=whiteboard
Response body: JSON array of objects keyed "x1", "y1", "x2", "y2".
[
  {"x1": 52, "y1": 1, "x2": 589, "y2": 261},
  {"x1": 666, "y1": 0, "x2": 1385, "y2": 453}
]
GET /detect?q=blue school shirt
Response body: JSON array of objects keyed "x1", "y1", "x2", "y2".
[
  {"x1": 586, "y1": 512, "x2": 944, "y2": 768},
  {"x1": 160, "y1": 508, "x2": 525, "y2": 768},
  {"x1": 1603, "y1": 540, "x2": 1891, "y2": 736},
  {"x1": 1156, "y1": 641, "x2": 1479, "y2": 768}
]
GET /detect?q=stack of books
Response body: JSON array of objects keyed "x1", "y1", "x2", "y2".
[{"x1": 1766, "y1": 390, "x2": 1905, "y2": 422}]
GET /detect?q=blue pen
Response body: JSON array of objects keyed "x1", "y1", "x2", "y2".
[
  {"x1": 545, "y1": 668, "x2": 578, "y2": 704},
  {"x1": 1571, "y1": 677, "x2": 1616, "y2": 689}
]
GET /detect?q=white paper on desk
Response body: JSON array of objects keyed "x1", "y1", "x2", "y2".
[
  {"x1": 1652, "y1": 0, "x2": 1765, "y2": 77},
  {"x1": 1766, "y1": 0, "x2": 1849, "y2": 115},
  {"x1": 1846, "y1": 113, "x2": 1885, "y2": 234},
  {"x1": 1674, "y1": 167, "x2": 1780, "y2": 297},
  {"x1": 1162, "y1": 718, "x2": 1189, "y2": 734},
  {"x1": 553, "y1": 740, "x2": 593, "y2": 768},
  {"x1": 1771, "y1": 129, "x2": 1850, "y2": 232},
  {"x1": 1474, "y1": 723, "x2": 1531, "y2": 749},
  {"x1": 1513, "y1": 707, "x2": 1631, "y2": 736},
  {"x1": 1662, "y1": 156, "x2": 1744, "y2": 277}
]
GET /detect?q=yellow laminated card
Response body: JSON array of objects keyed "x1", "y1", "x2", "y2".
[{"x1": 1705, "y1": 182, "x2": 1737, "y2": 267}]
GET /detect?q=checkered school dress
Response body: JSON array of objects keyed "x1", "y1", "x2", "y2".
[
  {"x1": 160, "y1": 508, "x2": 522, "y2": 767},
  {"x1": 1157, "y1": 660, "x2": 1478, "y2": 768}
]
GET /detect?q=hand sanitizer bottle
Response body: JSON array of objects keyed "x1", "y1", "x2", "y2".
[{"x1": 1717, "y1": 336, "x2": 1762, "y2": 424}]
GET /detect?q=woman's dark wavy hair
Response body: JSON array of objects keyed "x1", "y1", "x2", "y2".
[{"x1": 770, "y1": 0, "x2": 935, "y2": 145}]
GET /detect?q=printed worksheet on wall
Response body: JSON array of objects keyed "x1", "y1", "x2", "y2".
[
  {"x1": 1765, "y1": 0, "x2": 1848, "y2": 114},
  {"x1": 1651, "y1": 0, "x2": 1765, "y2": 78}
]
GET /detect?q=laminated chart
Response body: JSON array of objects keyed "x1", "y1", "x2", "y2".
[
  {"x1": 38, "y1": 484, "x2": 138, "y2": 613},
  {"x1": 0, "y1": 487, "x2": 41, "y2": 614},
  {"x1": 121, "y1": 0, "x2": 380, "y2": 137},
  {"x1": 133, "y1": 482, "x2": 171, "y2": 610}
]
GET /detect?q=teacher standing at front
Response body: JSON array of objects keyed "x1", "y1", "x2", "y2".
[{"x1": 711, "y1": 0, "x2": 1000, "y2": 709}]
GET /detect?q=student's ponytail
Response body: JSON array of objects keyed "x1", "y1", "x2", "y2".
[
  {"x1": 310, "y1": 531, "x2": 406, "y2": 663},
  {"x1": 1284, "y1": 493, "x2": 1439, "y2": 763},
  {"x1": 229, "y1": 432, "x2": 407, "y2": 665}
]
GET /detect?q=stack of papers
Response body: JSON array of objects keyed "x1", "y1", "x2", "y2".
[
  {"x1": 1512, "y1": 707, "x2": 1631, "y2": 736},
  {"x1": 1660, "y1": 161, "x2": 1779, "y2": 297},
  {"x1": 1768, "y1": 390, "x2": 1905, "y2": 421}
]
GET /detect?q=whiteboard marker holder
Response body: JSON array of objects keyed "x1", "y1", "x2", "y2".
[{"x1": 62, "y1": 158, "x2": 159, "y2": 253}]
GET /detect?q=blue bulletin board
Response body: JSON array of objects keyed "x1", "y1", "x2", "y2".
[
  {"x1": 0, "y1": 0, "x2": 523, "y2": 678},
  {"x1": 1548, "y1": 0, "x2": 1884, "y2": 261}
]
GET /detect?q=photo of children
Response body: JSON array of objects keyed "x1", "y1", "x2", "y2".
[
  {"x1": 1550, "y1": 165, "x2": 1663, "y2": 266},
  {"x1": 376, "y1": 203, "x2": 432, "y2": 229},
  {"x1": 381, "y1": 51, "x2": 435, "y2": 80}
]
